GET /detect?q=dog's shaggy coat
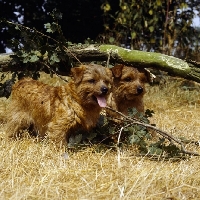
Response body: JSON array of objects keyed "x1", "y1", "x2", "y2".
[{"x1": 6, "y1": 64, "x2": 112, "y2": 145}]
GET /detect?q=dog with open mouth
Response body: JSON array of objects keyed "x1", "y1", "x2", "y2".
[{"x1": 5, "y1": 64, "x2": 112, "y2": 145}]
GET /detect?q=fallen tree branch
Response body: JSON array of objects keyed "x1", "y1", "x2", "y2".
[
  {"x1": 105, "y1": 106, "x2": 200, "y2": 156},
  {"x1": 1, "y1": 44, "x2": 200, "y2": 83},
  {"x1": 98, "y1": 45, "x2": 200, "y2": 83},
  {"x1": 1, "y1": 20, "x2": 200, "y2": 83}
]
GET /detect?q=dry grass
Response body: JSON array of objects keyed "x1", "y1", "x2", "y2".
[{"x1": 0, "y1": 73, "x2": 200, "y2": 199}]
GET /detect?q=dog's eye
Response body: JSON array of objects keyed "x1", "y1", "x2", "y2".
[
  {"x1": 88, "y1": 79, "x2": 95, "y2": 83},
  {"x1": 124, "y1": 77, "x2": 132, "y2": 82}
]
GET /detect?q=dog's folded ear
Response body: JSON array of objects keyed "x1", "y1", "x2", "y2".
[
  {"x1": 143, "y1": 68, "x2": 155, "y2": 83},
  {"x1": 71, "y1": 65, "x2": 86, "y2": 84},
  {"x1": 111, "y1": 64, "x2": 124, "y2": 78}
]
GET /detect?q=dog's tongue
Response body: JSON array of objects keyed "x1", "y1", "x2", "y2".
[{"x1": 96, "y1": 96, "x2": 107, "y2": 108}]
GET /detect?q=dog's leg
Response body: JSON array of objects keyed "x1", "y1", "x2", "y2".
[
  {"x1": 46, "y1": 130, "x2": 67, "y2": 146},
  {"x1": 5, "y1": 106, "x2": 32, "y2": 138},
  {"x1": 45, "y1": 123, "x2": 67, "y2": 146}
]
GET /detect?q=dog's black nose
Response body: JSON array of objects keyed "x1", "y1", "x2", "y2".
[
  {"x1": 137, "y1": 86, "x2": 143, "y2": 94},
  {"x1": 101, "y1": 87, "x2": 108, "y2": 94}
]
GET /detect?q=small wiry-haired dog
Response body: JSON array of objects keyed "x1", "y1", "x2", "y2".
[
  {"x1": 5, "y1": 64, "x2": 112, "y2": 145},
  {"x1": 107, "y1": 64, "x2": 147, "y2": 118}
]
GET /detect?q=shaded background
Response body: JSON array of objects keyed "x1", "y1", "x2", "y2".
[{"x1": 0, "y1": 0, "x2": 199, "y2": 60}]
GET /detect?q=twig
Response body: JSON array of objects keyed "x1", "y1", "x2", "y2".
[
  {"x1": 117, "y1": 126, "x2": 123, "y2": 146},
  {"x1": 105, "y1": 106, "x2": 200, "y2": 156},
  {"x1": 106, "y1": 50, "x2": 111, "y2": 68},
  {"x1": 117, "y1": 126, "x2": 123, "y2": 167}
]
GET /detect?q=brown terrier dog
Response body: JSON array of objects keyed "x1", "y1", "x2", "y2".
[
  {"x1": 107, "y1": 64, "x2": 147, "y2": 118},
  {"x1": 5, "y1": 64, "x2": 112, "y2": 145}
]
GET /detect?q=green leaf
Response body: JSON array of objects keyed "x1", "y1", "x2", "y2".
[
  {"x1": 133, "y1": 13, "x2": 138, "y2": 20},
  {"x1": 129, "y1": 135, "x2": 140, "y2": 144},
  {"x1": 131, "y1": 32, "x2": 136, "y2": 39},
  {"x1": 102, "y1": 3, "x2": 111, "y2": 12},
  {"x1": 127, "y1": 126, "x2": 135, "y2": 133},
  {"x1": 109, "y1": 37, "x2": 115, "y2": 43},
  {"x1": 44, "y1": 23, "x2": 53, "y2": 33},
  {"x1": 139, "y1": 140, "x2": 147, "y2": 149},
  {"x1": 180, "y1": 3, "x2": 188, "y2": 9},
  {"x1": 109, "y1": 126, "x2": 115, "y2": 134},
  {"x1": 29, "y1": 55, "x2": 39, "y2": 63},
  {"x1": 149, "y1": 10, "x2": 153, "y2": 15},
  {"x1": 137, "y1": 130, "x2": 147, "y2": 137},
  {"x1": 22, "y1": 57, "x2": 29, "y2": 63},
  {"x1": 74, "y1": 134, "x2": 82, "y2": 144},
  {"x1": 15, "y1": 25, "x2": 20, "y2": 30},
  {"x1": 146, "y1": 132, "x2": 152, "y2": 140},
  {"x1": 156, "y1": 0, "x2": 161, "y2": 6},
  {"x1": 149, "y1": 146, "x2": 163, "y2": 155},
  {"x1": 149, "y1": 26, "x2": 154, "y2": 32},
  {"x1": 68, "y1": 134, "x2": 82, "y2": 146},
  {"x1": 50, "y1": 53, "x2": 60, "y2": 65},
  {"x1": 127, "y1": 107, "x2": 138, "y2": 116},
  {"x1": 87, "y1": 132, "x2": 97, "y2": 140},
  {"x1": 21, "y1": 52, "x2": 28, "y2": 58}
]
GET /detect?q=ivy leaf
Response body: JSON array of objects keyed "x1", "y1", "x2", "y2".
[
  {"x1": 148, "y1": 146, "x2": 163, "y2": 155},
  {"x1": 50, "y1": 53, "x2": 60, "y2": 65},
  {"x1": 68, "y1": 134, "x2": 82, "y2": 147},
  {"x1": 21, "y1": 52, "x2": 29, "y2": 58},
  {"x1": 22, "y1": 57, "x2": 29, "y2": 63},
  {"x1": 44, "y1": 23, "x2": 53, "y2": 33},
  {"x1": 137, "y1": 129, "x2": 147, "y2": 137},
  {"x1": 127, "y1": 107, "x2": 138, "y2": 117},
  {"x1": 86, "y1": 132, "x2": 97, "y2": 140},
  {"x1": 129, "y1": 134, "x2": 140, "y2": 144},
  {"x1": 29, "y1": 55, "x2": 39, "y2": 62},
  {"x1": 109, "y1": 126, "x2": 116, "y2": 134},
  {"x1": 127, "y1": 126, "x2": 135, "y2": 133}
]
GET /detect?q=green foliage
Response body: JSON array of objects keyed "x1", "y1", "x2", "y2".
[
  {"x1": 100, "y1": 0, "x2": 200, "y2": 60},
  {"x1": 0, "y1": 0, "x2": 104, "y2": 52},
  {"x1": 0, "y1": 10, "x2": 74, "y2": 98},
  {"x1": 68, "y1": 108, "x2": 188, "y2": 159}
]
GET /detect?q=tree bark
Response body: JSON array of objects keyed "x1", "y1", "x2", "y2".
[{"x1": 1, "y1": 44, "x2": 200, "y2": 83}]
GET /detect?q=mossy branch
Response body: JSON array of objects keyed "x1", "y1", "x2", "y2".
[
  {"x1": 1, "y1": 44, "x2": 200, "y2": 83},
  {"x1": 98, "y1": 45, "x2": 200, "y2": 83}
]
